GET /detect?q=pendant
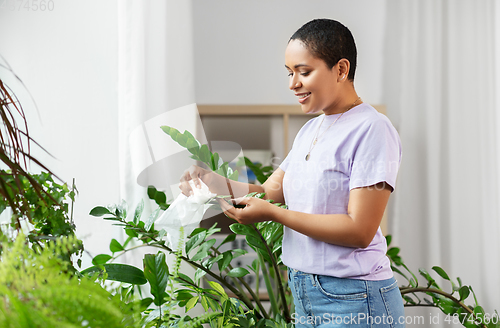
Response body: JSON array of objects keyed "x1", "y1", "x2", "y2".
[
  {"x1": 313, "y1": 138, "x2": 317, "y2": 145},
  {"x1": 305, "y1": 153, "x2": 310, "y2": 161}
]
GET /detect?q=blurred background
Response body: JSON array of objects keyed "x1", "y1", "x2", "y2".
[{"x1": 0, "y1": 1, "x2": 499, "y2": 325}]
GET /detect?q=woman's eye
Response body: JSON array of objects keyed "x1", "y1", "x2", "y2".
[
  {"x1": 300, "y1": 72, "x2": 310, "y2": 76},
  {"x1": 287, "y1": 72, "x2": 293, "y2": 77}
]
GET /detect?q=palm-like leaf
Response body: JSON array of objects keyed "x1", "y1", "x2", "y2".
[{"x1": 0, "y1": 73, "x2": 57, "y2": 222}]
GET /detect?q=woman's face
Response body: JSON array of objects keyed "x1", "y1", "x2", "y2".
[{"x1": 285, "y1": 39, "x2": 342, "y2": 115}]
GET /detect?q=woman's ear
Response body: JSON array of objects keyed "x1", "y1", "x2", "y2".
[{"x1": 337, "y1": 58, "x2": 351, "y2": 82}]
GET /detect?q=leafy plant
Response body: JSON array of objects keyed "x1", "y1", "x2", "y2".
[
  {"x1": 0, "y1": 65, "x2": 149, "y2": 327},
  {"x1": 0, "y1": 171, "x2": 83, "y2": 268},
  {"x1": 87, "y1": 125, "x2": 497, "y2": 328},
  {"x1": 0, "y1": 74, "x2": 57, "y2": 220},
  {"x1": 0, "y1": 233, "x2": 139, "y2": 327},
  {"x1": 237, "y1": 157, "x2": 274, "y2": 185},
  {"x1": 386, "y1": 235, "x2": 499, "y2": 328},
  {"x1": 85, "y1": 126, "x2": 293, "y2": 327}
]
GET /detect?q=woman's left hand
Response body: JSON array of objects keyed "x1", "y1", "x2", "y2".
[{"x1": 217, "y1": 197, "x2": 278, "y2": 225}]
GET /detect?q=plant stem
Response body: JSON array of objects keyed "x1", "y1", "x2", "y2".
[
  {"x1": 258, "y1": 252, "x2": 278, "y2": 317},
  {"x1": 211, "y1": 246, "x2": 269, "y2": 319},
  {"x1": 255, "y1": 259, "x2": 260, "y2": 299},
  {"x1": 149, "y1": 243, "x2": 260, "y2": 316},
  {"x1": 111, "y1": 240, "x2": 258, "y2": 316},
  {"x1": 400, "y1": 287, "x2": 487, "y2": 328},
  {"x1": 234, "y1": 266, "x2": 270, "y2": 319},
  {"x1": 70, "y1": 178, "x2": 75, "y2": 224},
  {"x1": 251, "y1": 224, "x2": 290, "y2": 322}
]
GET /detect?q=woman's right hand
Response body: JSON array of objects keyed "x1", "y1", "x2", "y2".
[{"x1": 179, "y1": 165, "x2": 213, "y2": 196}]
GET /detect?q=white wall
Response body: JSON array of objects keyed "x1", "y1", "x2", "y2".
[
  {"x1": 193, "y1": 0, "x2": 387, "y2": 105},
  {"x1": 0, "y1": 1, "x2": 120, "y2": 268}
]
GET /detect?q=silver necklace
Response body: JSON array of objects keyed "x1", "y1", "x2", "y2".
[{"x1": 305, "y1": 97, "x2": 361, "y2": 161}]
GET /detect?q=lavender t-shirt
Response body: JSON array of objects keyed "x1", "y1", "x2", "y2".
[{"x1": 279, "y1": 103, "x2": 402, "y2": 280}]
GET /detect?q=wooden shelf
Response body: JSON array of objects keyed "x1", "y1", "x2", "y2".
[{"x1": 199, "y1": 104, "x2": 309, "y2": 116}]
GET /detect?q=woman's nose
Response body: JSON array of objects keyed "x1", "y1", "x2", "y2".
[{"x1": 289, "y1": 77, "x2": 301, "y2": 90}]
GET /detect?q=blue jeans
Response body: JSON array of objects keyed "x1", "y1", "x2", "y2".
[{"x1": 288, "y1": 268, "x2": 406, "y2": 327}]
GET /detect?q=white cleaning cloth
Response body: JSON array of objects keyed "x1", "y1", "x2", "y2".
[{"x1": 154, "y1": 180, "x2": 216, "y2": 251}]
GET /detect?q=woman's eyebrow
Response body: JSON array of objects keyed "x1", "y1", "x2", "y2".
[{"x1": 284, "y1": 64, "x2": 311, "y2": 69}]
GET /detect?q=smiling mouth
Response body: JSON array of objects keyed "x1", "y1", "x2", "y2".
[{"x1": 297, "y1": 92, "x2": 311, "y2": 103}]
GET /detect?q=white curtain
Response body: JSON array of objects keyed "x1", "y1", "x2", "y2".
[
  {"x1": 117, "y1": 0, "x2": 207, "y2": 282},
  {"x1": 383, "y1": 0, "x2": 500, "y2": 322},
  {"x1": 118, "y1": 0, "x2": 201, "y2": 210}
]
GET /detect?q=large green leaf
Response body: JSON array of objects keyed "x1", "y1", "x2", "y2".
[
  {"x1": 458, "y1": 286, "x2": 470, "y2": 301},
  {"x1": 227, "y1": 267, "x2": 250, "y2": 278},
  {"x1": 147, "y1": 185, "x2": 168, "y2": 209},
  {"x1": 243, "y1": 157, "x2": 269, "y2": 184},
  {"x1": 217, "y1": 233, "x2": 236, "y2": 249},
  {"x1": 161, "y1": 126, "x2": 181, "y2": 142},
  {"x1": 109, "y1": 238, "x2": 124, "y2": 253},
  {"x1": 230, "y1": 223, "x2": 256, "y2": 236},
  {"x1": 89, "y1": 206, "x2": 112, "y2": 217},
  {"x1": 211, "y1": 152, "x2": 220, "y2": 171},
  {"x1": 144, "y1": 208, "x2": 160, "y2": 232},
  {"x1": 208, "y1": 281, "x2": 227, "y2": 298},
  {"x1": 386, "y1": 247, "x2": 400, "y2": 257},
  {"x1": 246, "y1": 234, "x2": 267, "y2": 252},
  {"x1": 182, "y1": 130, "x2": 196, "y2": 141},
  {"x1": 91, "y1": 254, "x2": 112, "y2": 265},
  {"x1": 194, "y1": 268, "x2": 207, "y2": 283},
  {"x1": 229, "y1": 169, "x2": 239, "y2": 181},
  {"x1": 176, "y1": 133, "x2": 188, "y2": 148},
  {"x1": 143, "y1": 252, "x2": 169, "y2": 306},
  {"x1": 432, "y1": 266, "x2": 451, "y2": 281},
  {"x1": 177, "y1": 272, "x2": 195, "y2": 286},
  {"x1": 435, "y1": 295, "x2": 460, "y2": 315},
  {"x1": 419, "y1": 268, "x2": 439, "y2": 289},
  {"x1": 218, "y1": 251, "x2": 233, "y2": 272},
  {"x1": 185, "y1": 230, "x2": 207, "y2": 256},
  {"x1": 185, "y1": 296, "x2": 199, "y2": 312},
  {"x1": 133, "y1": 199, "x2": 144, "y2": 225},
  {"x1": 191, "y1": 239, "x2": 216, "y2": 261},
  {"x1": 160, "y1": 126, "x2": 173, "y2": 135},
  {"x1": 81, "y1": 263, "x2": 147, "y2": 285},
  {"x1": 198, "y1": 144, "x2": 211, "y2": 164}
]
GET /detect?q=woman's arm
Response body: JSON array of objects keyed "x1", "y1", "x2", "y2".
[
  {"x1": 179, "y1": 165, "x2": 285, "y2": 203},
  {"x1": 220, "y1": 182, "x2": 391, "y2": 248}
]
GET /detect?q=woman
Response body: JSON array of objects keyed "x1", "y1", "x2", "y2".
[{"x1": 180, "y1": 19, "x2": 405, "y2": 328}]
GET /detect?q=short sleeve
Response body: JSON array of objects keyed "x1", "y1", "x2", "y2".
[
  {"x1": 279, "y1": 149, "x2": 292, "y2": 172},
  {"x1": 349, "y1": 117, "x2": 402, "y2": 191}
]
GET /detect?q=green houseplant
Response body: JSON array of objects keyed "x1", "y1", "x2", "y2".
[
  {"x1": 86, "y1": 125, "x2": 498, "y2": 328},
  {"x1": 0, "y1": 74, "x2": 141, "y2": 327},
  {"x1": 0, "y1": 233, "x2": 139, "y2": 327}
]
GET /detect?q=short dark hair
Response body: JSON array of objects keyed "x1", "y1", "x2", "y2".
[{"x1": 289, "y1": 19, "x2": 357, "y2": 81}]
